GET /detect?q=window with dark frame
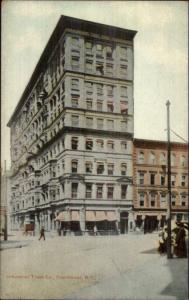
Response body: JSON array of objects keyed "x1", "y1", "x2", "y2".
[
  {"x1": 86, "y1": 183, "x2": 92, "y2": 198},
  {"x1": 121, "y1": 185, "x2": 128, "y2": 199},
  {"x1": 96, "y1": 184, "x2": 103, "y2": 198},
  {"x1": 72, "y1": 183, "x2": 78, "y2": 198},
  {"x1": 71, "y1": 137, "x2": 78, "y2": 150},
  {"x1": 71, "y1": 160, "x2": 78, "y2": 173},
  {"x1": 86, "y1": 139, "x2": 93, "y2": 150}
]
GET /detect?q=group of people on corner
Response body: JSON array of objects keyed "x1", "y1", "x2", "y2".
[{"x1": 158, "y1": 222, "x2": 188, "y2": 258}]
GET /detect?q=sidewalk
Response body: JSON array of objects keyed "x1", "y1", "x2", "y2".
[{"x1": 65, "y1": 255, "x2": 188, "y2": 300}]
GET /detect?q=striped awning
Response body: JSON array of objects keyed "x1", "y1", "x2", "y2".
[
  {"x1": 86, "y1": 211, "x2": 96, "y2": 222},
  {"x1": 107, "y1": 211, "x2": 117, "y2": 221},
  {"x1": 71, "y1": 210, "x2": 80, "y2": 221},
  {"x1": 96, "y1": 211, "x2": 107, "y2": 221},
  {"x1": 55, "y1": 212, "x2": 65, "y2": 221}
]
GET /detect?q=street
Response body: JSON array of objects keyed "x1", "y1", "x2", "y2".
[{"x1": 0, "y1": 232, "x2": 188, "y2": 300}]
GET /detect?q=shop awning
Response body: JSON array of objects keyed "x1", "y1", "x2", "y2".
[
  {"x1": 107, "y1": 211, "x2": 117, "y2": 221},
  {"x1": 96, "y1": 211, "x2": 107, "y2": 221},
  {"x1": 86, "y1": 211, "x2": 96, "y2": 222},
  {"x1": 71, "y1": 210, "x2": 80, "y2": 221},
  {"x1": 55, "y1": 212, "x2": 65, "y2": 222}
]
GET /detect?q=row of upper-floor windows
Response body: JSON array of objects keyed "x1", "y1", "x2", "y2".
[
  {"x1": 12, "y1": 182, "x2": 129, "y2": 211},
  {"x1": 138, "y1": 192, "x2": 187, "y2": 207},
  {"x1": 40, "y1": 161, "x2": 128, "y2": 178},
  {"x1": 137, "y1": 150, "x2": 187, "y2": 167},
  {"x1": 137, "y1": 171, "x2": 187, "y2": 187}
]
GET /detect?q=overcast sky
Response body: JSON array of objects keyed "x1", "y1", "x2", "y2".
[{"x1": 1, "y1": 1, "x2": 188, "y2": 169}]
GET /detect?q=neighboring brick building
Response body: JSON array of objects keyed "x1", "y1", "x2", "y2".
[
  {"x1": 133, "y1": 139, "x2": 188, "y2": 232},
  {"x1": 7, "y1": 16, "x2": 137, "y2": 234}
]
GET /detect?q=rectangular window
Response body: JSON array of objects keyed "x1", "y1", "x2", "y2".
[
  {"x1": 138, "y1": 172, "x2": 144, "y2": 185},
  {"x1": 161, "y1": 176, "x2": 165, "y2": 186},
  {"x1": 97, "y1": 163, "x2": 104, "y2": 174},
  {"x1": 85, "y1": 41, "x2": 92, "y2": 50},
  {"x1": 171, "y1": 175, "x2": 176, "y2": 186},
  {"x1": 150, "y1": 194, "x2": 156, "y2": 207},
  {"x1": 86, "y1": 117, "x2": 93, "y2": 128},
  {"x1": 96, "y1": 184, "x2": 103, "y2": 198},
  {"x1": 96, "y1": 84, "x2": 103, "y2": 95},
  {"x1": 121, "y1": 141, "x2": 127, "y2": 150},
  {"x1": 171, "y1": 195, "x2": 176, "y2": 206},
  {"x1": 71, "y1": 115, "x2": 79, "y2": 127},
  {"x1": 85, "y1": 162, "x2": 92, "y2": 173},
  {"x1": 120, "y1": 65, "x2": 127, "y2": 75},
  {"x1": 107, "y1": 120, "x2": 114, "y2": 130},
  {"x1": 107, "y1": 141, "x2": 114, "y2": 150},
  {"x1": 181, "y1": 175, "x2": 186, "y2": 187},
  {"x1": 107, "y1": 102, "x2": 114, "y2": 112},
  {"x1": 150, "y1": 174, "x2": 155, "y2": 185},
  {"x1": 121, "y1": 86, "x2": 127, "y2": 97},
  {"x1": 160, "y1": 194, "x2": 166, "y2": 208},
  {"x1": 71, "y1": 137, "x2": 78, "y2": 150},
  {"x1": 71, "y1": 96, "x2": 79, "y2": 108},
  {"x1": 106, "y1": 64, "x2": 113, "y2": 74},
  {"x1": 71, "y1": 79, "x2": 79, "y2": 90},
  {"x1": 71, "y1": 36, "x2": 79, "y2": 45},
  {"x1": 96, "y1": 44, "x2": 103, "y2": 57},
  {"x1": 86, "y1": 100, "x2": 92, "y2": 110},
  {"x1": 71, "y1": 56, "x2": 79, "y2": 66},
  {"x1": 106, "y1": 46, "x2": 113, "y2": 59},
  {"x1": 107, "y1": 164, "x2": 114, "y2": 175},
  {"x1": 96, "y1": 139, "x2": 104, "y2": 149},
  {"x1": 71, "y1": 161, "x2": 78, "y2": 173},
  {"x1": 97, "y1": 118, "x2": 104, "y2": 129},
  {"x1": 86, "y1": 183, "x2": 92, "y2": 198},
  {"x1": 85, "y1": 82, "x2": 93, "y2": 93},
  {"x1": 97, "y1": 101, "x2": 103, "y2": 111},
  {"x1": 181, "y1": 195, "x2": 186, "y2": 206},
  {"x1": 121, "y1": 121, "x2": 127, "y2": 131},
  {"x1": 96, "y1": 63, "x2": 104, "y2": 75},
  {"x1": 86, "y1": 61, "x2": 93, "y2": 72},
  {"x1": 72, "y1": 183, "x2": 78, "y2": 198},
  {"x1": 120, "y1": 101, "x2": 128, "y2": 114},
  {"x1": 107, "y1": 85, "x2": 114, "y2": 96},
  {"x1": 121, "y1": 185, "x2": 128, "y2": 199},
  {"x1": 86, "y1": 139, "x2": 93, "y2": 150},
  {"x1": 107, "y1": 186, "x2": 114, "y2": 199},
  {"x1": 120, "y1": 47, "x2": 127, "y2": 58},
  {"x1": 121, "y1": 163, "x2": 127, "y2": 176}
]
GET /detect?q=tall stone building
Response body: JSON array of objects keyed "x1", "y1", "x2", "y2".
[
  {"x1": 8, "y1": 16, "x2": 137, "y2": 234},
  {"x1": 133, "y1": 139, "x2": 188, "y2": 232}
]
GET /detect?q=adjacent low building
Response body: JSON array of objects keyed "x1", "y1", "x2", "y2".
[{"x1": 133, "y1": 139, "x2": 188, "y2": 232}]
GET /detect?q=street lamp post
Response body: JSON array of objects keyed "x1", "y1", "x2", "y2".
[{"x1": 166, "y1": 100, "x2": 172, "y2": 259}]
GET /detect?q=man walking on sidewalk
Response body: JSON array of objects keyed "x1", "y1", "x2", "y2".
[{"x1": 39, "y1": 227, "x2": 45, "y2": 241}]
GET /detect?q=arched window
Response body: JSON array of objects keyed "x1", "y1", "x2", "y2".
[
  {"x1": 180, "y1": 155, "x2": 186, "y2": 167},
  {"x1": 149, "y1": 152, "x2": 156, "y2": 164},
  {"x1": 171, "y1": 153, "x2": 176, "y2": 166},
  {"x1": 160, "y1": 152, "x2": 166, "y2": 165},
  {"x1": 138, "y1": 151, "x2": 144, "y2": 163}
]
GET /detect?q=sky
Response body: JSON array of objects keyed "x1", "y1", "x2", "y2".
[{"x1": 1, "y1": 1, "x2": 188, "y2": 169}]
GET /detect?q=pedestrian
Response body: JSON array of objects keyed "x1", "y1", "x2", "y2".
[
  {"x1": 39, "y1": 227, "x2": 45, "y2": 241},
  {"x1": 94, "y1": 224, "x2": 97, "y2": 236},
  {"x1": 158, "y1": 226, "x2": 167, "y2": 254},
  {"x1": 174, "y1": 223, "x2": 187, "y2": 258}
]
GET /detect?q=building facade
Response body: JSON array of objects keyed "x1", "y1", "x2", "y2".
[
  {"x1": 133, "y1": 139, "x2": 188, "y2": 232},
  {"x1": 8, "y1": 16, "x2": 137, "y2": 234}
]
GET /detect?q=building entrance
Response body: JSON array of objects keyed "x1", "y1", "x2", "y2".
[
  {"x1": 120, "y1": 212, "x2": 128, "y2": 234},
  {"x1": 144, "y1": 216, "x2": 158, "y2": 233}
]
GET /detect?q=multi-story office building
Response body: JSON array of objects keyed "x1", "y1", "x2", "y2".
[
  {"x1": 133, "y1": 139, "x2": 188, "y2": 232},
  {"x1": 8, "y1": 16, "x2": 137, "y2": 234}
]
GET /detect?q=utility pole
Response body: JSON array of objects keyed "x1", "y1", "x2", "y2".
[{"x1": 166, "y1": 101, "x2": 172, "y2": 258}]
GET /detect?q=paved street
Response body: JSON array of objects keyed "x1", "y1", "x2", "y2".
[{"x1": 0, "y1": 232, "x2": 188, "y2": 300}]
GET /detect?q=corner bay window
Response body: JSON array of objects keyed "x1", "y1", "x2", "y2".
[{"x1": 71, "y1": 183, "x2": 78, "y2": 198}]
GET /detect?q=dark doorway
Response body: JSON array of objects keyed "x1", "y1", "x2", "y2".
[
  {"x1": 120, "y1": 212, "x2": 128, "y2": 234},
  {"x1": 144, "y1": 216, "x2": 158, "y2": 233}
]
